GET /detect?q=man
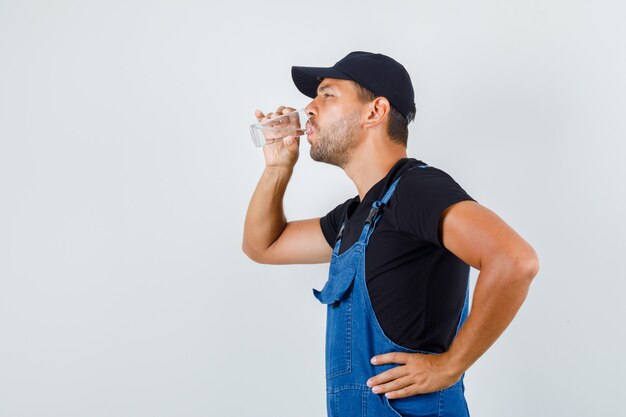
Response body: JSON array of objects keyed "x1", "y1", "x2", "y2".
[{"x1": 243, "y1": 51, "x2": 539, "y2": 417}]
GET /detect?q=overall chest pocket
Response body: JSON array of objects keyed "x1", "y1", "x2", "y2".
[{"x1": 313, "y1": 268, "x2": 356, "y2": 379}]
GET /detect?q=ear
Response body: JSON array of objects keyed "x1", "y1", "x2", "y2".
[{"x1": 363, "y1": 97, "x2": 390, "y2": 129}]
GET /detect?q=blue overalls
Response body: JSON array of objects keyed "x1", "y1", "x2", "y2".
[{"x1": 313, "y1": 166, "x2": 471, "y2": 417}]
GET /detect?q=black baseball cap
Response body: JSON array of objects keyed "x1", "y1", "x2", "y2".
[{"x1": 291, "y1": 51, "x2": 416, "y2": 122}]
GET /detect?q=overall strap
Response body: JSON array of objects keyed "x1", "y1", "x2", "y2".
[
  {"x1": 332, "y1": 224, "x2": 346, "y2": 256},
  {"x1": 332, "y1": 164, "x2": 430, "y2": 255},
  {"x1": 359, "y1": 164, "x2": 430, "y2": 244}
]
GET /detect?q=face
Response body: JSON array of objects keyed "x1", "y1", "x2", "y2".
[{"x1": 304, "y1": 79, "x2": 365, "y2": 168}]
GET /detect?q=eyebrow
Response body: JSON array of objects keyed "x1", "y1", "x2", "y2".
[{"x1": 317, "y1": 84, "x2": 335, "y2": 94}]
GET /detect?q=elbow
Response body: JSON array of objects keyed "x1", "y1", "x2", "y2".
[
  {"x1": 525, "y1": 253, "x2": 540, "y2": 281},
  {"x1": 486, "y1": 248, "x2": 539, "y2": 287},
  {"x1": 242, "y1": 240, "x2": 267, "y2": 264},
  {"x1": 241, "y1": 239, "x2": 256, "y2": 262},
  {"x1": 522, "y1": 244, "x2": 540, "y2": 279},
  {"x1": 511, "y1": 248, "x2": 540, "y2": 285}
]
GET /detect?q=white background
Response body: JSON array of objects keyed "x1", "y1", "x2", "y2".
[{"x1": 1, "y1": 1, "x2": 625, "y2": 416}]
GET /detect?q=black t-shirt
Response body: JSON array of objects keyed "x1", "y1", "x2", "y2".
[{"x1": 319, "y1": 158, "x2": 475, "y2": 353}]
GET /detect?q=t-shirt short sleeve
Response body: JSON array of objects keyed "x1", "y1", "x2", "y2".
[
  {"x1": 395, "y1": 167, "x2": 475, "y2": 248},
  {"x1": 319, "y1": 198, "x2": 355, "y2": 248}
]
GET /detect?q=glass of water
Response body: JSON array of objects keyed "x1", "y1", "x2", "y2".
[{"x1": 250, "y1": 109, "x2": 308, "y2": 147}]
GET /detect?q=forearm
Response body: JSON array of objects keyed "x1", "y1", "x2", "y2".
[
  {"x1": 445, "y1": 259, "x2": 537, "y2": 377},
  {"x1": 242, "y1": 166, "x2": 293, "y2": 256}
]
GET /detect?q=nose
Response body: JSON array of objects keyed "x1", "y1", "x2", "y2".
[{"x1": 304, "y1": 101, "x2": 317, "y2": 119}]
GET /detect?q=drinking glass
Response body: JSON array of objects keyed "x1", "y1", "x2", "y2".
[{"x1": 249, "y1": 109, "x2": 308, "y2": 147}]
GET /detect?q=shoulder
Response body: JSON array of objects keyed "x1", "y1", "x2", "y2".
[
  {"x1": 393, "y1": 164, "x2": 475, "y2": 246},
  {"x1": 396, "y1": 164, "x2": 469, "y2": 196}
]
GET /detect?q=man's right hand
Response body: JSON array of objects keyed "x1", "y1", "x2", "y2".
[
  {"x1": 244, "y1": 105, "x2": 331, "y2": 265},
  {"x1": 255, "y1": 106, "x2": 300, "y2": 170}
]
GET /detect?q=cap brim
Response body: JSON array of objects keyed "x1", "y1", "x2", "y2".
[{"x1": 291, "y1": 66, "x2": 352, "y2": 98}]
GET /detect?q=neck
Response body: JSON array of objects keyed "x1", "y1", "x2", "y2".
[{"x1": 343, "y1": 139, "x2": 408, "y2": 201}]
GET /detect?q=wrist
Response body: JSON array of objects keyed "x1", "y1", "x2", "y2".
[
  {"x1": 264, "y1": 165, "x2": 294, "y2": 177},
  {"x1": 438, "y1": 351, "x2": 467, "y2": 381}
]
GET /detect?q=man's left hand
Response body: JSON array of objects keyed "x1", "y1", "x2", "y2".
[{"x1": 366, "y1": 352, "x2": 461, "y2": 399}]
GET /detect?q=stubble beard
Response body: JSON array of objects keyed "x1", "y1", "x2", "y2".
[{"x1": 310, "y1": 111, "x2": 361, "y2": 169}]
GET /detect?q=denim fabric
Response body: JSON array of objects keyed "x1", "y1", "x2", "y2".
[{"x1": 314, "y1": 166, "x2": 471, "y2": 417}]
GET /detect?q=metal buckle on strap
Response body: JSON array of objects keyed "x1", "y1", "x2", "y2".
[
  {"x1": 365, "y1": 201, "x2": 384, "y2": 224},
  {"x1": 336, "y1": 223, "x2": 345, "y2": 240}
]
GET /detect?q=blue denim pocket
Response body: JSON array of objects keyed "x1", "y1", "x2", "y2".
[
  {"x1": 314, "y1": 268, "x2": 357, "y2": 379},
  {"x1": 385, "y1": 391, "x2": 440, "y2": 417},
  {"x1": 324, "y1": 289, "x2": 352, "y2": 378},
  {"x1": 382, "y1": 382, "x2": 469, "y2": 417},
  {"x1": 328, "y1": 388, "x2": 368, "y2": 417},
  {"x1": 313, "y1": 267, "x2": 356, "y2": 304}
]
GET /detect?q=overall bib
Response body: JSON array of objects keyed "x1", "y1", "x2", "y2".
[{"x1": 313, "y1": 165, "x2": 471, "y2": 417}]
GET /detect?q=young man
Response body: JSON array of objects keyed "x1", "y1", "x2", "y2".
[{"x1": 243, "y1": 51, "x2": 539, "y2": 417}]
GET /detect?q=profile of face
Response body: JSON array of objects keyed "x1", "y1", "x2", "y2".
[{"x1": 304, "y1": 79, "x2": 366, "y2": 168}]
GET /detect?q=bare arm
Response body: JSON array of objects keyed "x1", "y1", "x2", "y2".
[
  {"x1": 367, "y1": 200, "x2": 539, "y2": 398},
  {"x1": 242, "y1": 106, "x2": 332, "y2": 265},
  {"x1": 439, "y1": 200, "x2": 539, "y2": 376},
  {"x1": 242, "y1": 166, "x2": 331, "y2": 264}
]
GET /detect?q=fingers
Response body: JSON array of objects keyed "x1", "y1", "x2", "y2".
[
  {"x1": 367, "y1": 366, "x2": 407, "y2": 388},
  {"x1": 275, "y1": 105, "x2": 296, "y2": 115},
  {"x1": 256, "y1": 106, "x2": 297, "y2": 122},
  {"x1": 279, "y1": 106, "x2": 296, "y2": 115},
  {"x1": 370, "y1": 375, "x2": 414, "y2": 397},
  {"x1": 367, "y1": 352, "x2": 417, "y2": 398},
  {"x1": 367, "y1": 365, "x2": 425, "y2": 399},
  {"x1": 371, "y1": 352, "x2": 411, "y2": 366},
  {"x1": 380, "y1": 378, "x2": 418, "y2": 399}
]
